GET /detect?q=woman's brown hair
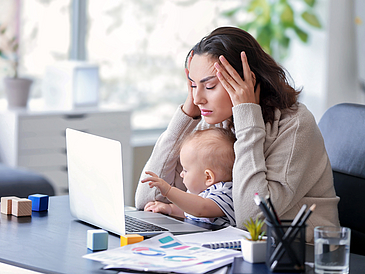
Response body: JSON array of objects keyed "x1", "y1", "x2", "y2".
[{"x1": 186, "y1": 26, "x2": 301, "y2": 125}]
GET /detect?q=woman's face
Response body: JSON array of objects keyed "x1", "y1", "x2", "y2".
[{"x1": 189, "y1": 54, "x2": 233, "y2": 124}]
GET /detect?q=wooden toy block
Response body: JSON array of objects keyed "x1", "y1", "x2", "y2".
[
  {"x1": 28, "y1": 194, "x2": 49, "y2": 211},
  {"x1": 1, "y1": 196, "x2": 19, "y2": 215},
  {"x1": 87, "y1": 230, "x2": 108, "y2": 251},
  {"x1": 12, "y1": 198, "x2": 32, "y2": 217},
  {"x1": 120, "y1": 234, "x2": 144, "y2": 246}
]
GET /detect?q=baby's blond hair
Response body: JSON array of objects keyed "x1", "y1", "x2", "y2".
[{"x1": 180, "y1": 128, "x2": 236, "y2": 182}]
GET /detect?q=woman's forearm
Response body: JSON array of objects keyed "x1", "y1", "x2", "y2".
[{"x1": 134, "y1": 105, "x2": 201, "y2": 209}]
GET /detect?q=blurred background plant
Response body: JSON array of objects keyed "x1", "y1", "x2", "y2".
[
  {"x1": 222, "y1": 0, "x2": 322, "y2": 60},
  {"x1": 0, "y1": 23, "x2": 19, "y2": 78}
]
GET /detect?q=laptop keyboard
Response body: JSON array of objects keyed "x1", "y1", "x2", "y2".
[{"x1": 125, "y1": 215, "x2": 168, "y2": 233}]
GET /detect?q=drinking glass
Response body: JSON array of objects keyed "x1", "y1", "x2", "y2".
[{"x1": 314, "y1": 226, "x2": 351, "y2": 274}]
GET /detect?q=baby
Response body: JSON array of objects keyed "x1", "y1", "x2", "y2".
[{"x1": 142, "y1": 127, "x2": 236, "y2": 226}]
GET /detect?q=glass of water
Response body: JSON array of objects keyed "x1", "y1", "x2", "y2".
[{"x1": 314, "y1": 226, "x2": 351, "y2": 274}]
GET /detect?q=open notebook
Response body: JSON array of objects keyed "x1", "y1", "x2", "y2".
[{"x1": 66, "y1": 128, "x2": 208, "y2": 236}]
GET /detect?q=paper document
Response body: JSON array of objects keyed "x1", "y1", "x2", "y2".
[
  {"x1": 84, "y1": 232, "x2": 241, "y2": 273},
  {"x1": 177, "y1": 226, "x2": 250, "y2": 249}
]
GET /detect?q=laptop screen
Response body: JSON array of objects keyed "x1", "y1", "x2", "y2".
[{"x1": 66, "y1": 128, "x2": 126, "y2": 235}]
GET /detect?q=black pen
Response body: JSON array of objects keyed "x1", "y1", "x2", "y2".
[
  {"x1": 254, "y1": 193, "x2": 278, "y2": 227},
  {"x1": 266, "y1": 194, "x2": 281, "y2": 225}
]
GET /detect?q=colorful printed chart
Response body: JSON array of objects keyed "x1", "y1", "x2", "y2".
[
  {"x1": 132, "y1": 247, "x2": 166, "y2": 256},
  {"x1": 84, "y1": 232, "x2": 240, "y2": 273}
]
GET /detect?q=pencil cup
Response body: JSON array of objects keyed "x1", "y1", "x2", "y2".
[{"x1": 265, "y1": 220, "x2": 306, "y2": 272}]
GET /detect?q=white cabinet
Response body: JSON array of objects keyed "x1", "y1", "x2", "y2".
[{"x1": 0, "y1": 106, "x2": 133, "y2": 205}]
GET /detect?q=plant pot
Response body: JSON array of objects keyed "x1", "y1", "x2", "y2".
[
  {"x1": 3, "y1": 77, "x2": 33, "y2": 108},
  {"x1": 241, "y1": 239, "x2": 266, "y2": 263}
]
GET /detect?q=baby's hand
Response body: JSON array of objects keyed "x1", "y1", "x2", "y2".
[
  {"x1": 144, "y1": 201, "x2": 172, "y2": 215},
  {"x1": 141, "y1": 171, "x2": 172, "y2": 197}
]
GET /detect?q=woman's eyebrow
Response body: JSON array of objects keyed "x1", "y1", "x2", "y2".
[{"x1": 188, "y1": 75, "x2": 217, "y2": 83}]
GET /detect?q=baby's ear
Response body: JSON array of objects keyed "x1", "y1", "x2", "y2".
[{"x1": 205, "y1": 169, "x2": 216, "y2": 187}]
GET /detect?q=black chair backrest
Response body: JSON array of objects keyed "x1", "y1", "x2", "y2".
[{"x1": 318, "y1": 103, "x2": 365, "y2": 256}]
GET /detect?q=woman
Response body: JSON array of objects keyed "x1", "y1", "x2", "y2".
[{"x1": 135, "y1": 26, "x2": 339, "y2": 242}]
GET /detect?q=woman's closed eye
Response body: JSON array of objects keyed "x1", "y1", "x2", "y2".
[{"x1": 190, "y1": 84, "x2": 216, "y2": 90}]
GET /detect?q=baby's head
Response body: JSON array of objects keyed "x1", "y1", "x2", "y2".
[{"x1": 179, "y1": 128, "x2": 236, "y2": 194}]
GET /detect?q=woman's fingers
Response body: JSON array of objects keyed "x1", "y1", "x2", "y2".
[
  {"x1": 144, "y1": 201, "x2": 155, "y2": 211},
  {"x1": 218, "y1": 55, "x2": 246, "y2": 87},
  {"x1": 240, "y1": 51, "x2": 253, "y2": 85},
  {"x1": 216, "y1": 68, "x2": 234, "y2": 95},
  {"x1": 215, "y1": 61, "x2": 243, "y2": 97},
  {"x1": 215, "y1": 52, "x2": 257, "y2": 105}
]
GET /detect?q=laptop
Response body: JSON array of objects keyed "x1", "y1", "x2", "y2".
[{"x1": 65, "y1": 128, "x2": 208, "y2": 236}]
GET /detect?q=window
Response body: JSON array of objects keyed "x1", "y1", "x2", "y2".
[
  {"x1": 0, "y1": 0, "x2": 241, "y2": 129},
  {"x1": 0, "y1": 0, "x2": 71, "y2": 98},
  {"x1": 86, "y1": 0, "x2": 240, "y2": 129}
]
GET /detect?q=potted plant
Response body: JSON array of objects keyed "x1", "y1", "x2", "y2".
[
  {"x1": 241, "y1": 217, "x2": 266, "y2": 263},
  {"x1": 0, "y1": 23, "x2": 32, "y2": 108}
]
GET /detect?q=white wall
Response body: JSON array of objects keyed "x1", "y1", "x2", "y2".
[
  {"x1": 282, "y1": 0, "x2": 364, "y2": 122},
  {"x1": 325, "y1": 0, "x2": 364, "y2": 111}
]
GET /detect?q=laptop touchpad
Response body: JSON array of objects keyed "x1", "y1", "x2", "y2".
[{"x1": 147, "y1": 218, "x2": 184, "y2": 225}]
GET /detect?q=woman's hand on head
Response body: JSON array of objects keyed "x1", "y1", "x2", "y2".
[
  {"x1": 214, "y1": 51, "x2": 260, "y2": 106},
  {"x1": 182, "y1": 51, "x2": 201, "y2": 118}
]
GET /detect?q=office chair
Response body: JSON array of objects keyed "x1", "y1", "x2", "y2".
[{"x1": 318, "y1": 103, "x2": 365, "y2": 256}]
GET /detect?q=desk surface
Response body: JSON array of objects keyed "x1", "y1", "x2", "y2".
[
  {"x1": 0, "y1": 195, "x2": 120, "y2": 274},
  {"x1": 1, "y1": 195, "x2": 364, "y2": 274}
]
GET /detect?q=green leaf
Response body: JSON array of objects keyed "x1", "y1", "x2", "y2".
[
  {"x1": 247, "y1": 0, "x2": 264, "y2": 12},
  {"x1": 278, "y1": 35, "x2": 290, "y2": 48},
  {"x1": 304, "y1": 0, "x2": 316, "y2": 7},
  {"x1": 239, "y1": 22, "x2": 254, "y2": 32},
  {"x1": 221, "y1": 7, "x2": 241, "y2": 18},
  {"x1": 280, "y1": 3, "x2": 294, "y2": 26},
  {"x1": 247, "y1": 0, "x2": 271, "y2": 25},
  {"x1": 301, "y1": 11, "x2": 322, "y2": 28},
  {"x1": 256, "y1": 24, "x2": 274, "y2": 53},
  {"x1": 294, "y1": 26, "x2": 308, "y2": 43}
]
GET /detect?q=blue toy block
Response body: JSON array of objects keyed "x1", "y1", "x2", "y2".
[
  {"x1": 28, "y1": 194, "x2": 49, "y2": 211},
  {"x1": 87, "y1": 230, "x2": 108, "y2": 251}
]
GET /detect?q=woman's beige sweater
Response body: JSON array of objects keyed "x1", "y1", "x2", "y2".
[{"x1": 135, "y1": 103, "x2": 340, "y2": 242}]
